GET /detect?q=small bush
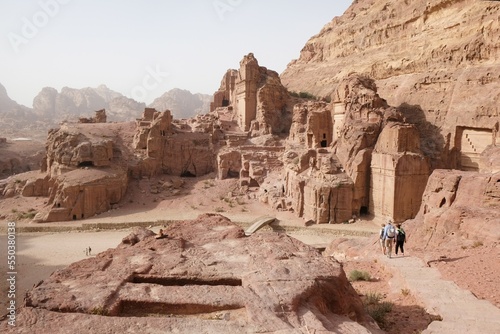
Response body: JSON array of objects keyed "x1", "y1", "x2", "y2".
[
  {"x1": 214, "y1": 207, "x2": 225, "y2": 213},
  {"x1": 367, "y1": 301, "x2": 393, "y2": 326},
  {"x1": 363, "y1": 292, "x2": 382, "y2": 305},
  {"x1": 298, "y1": 91, "x2": 316, "y2": 99},
  {"x1": 348, "y1": 270, "x2": 371, "y2": 282},
  {"x1": 472, "y1": 241, "x2": 483, "y2": 248},
  {"x1": 401, "y1": 288, "x2": 411, "y2": 297},
  {"x1": 90, "y1": 307, "x2": 108, "y2": 316}
]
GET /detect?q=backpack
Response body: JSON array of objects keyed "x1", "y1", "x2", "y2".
[
  {"x1": 397, "y1": 229, "x2": 406, "y2": 242},
  {"x1": 387, "y1": 226, "x2": 395, "y2": 238}
]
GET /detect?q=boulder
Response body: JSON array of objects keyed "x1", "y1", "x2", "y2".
[{"x1": 13, "y1": 214, "x2": 381, "y2": 333}]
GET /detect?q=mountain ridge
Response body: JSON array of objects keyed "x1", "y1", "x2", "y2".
[{"x1": 0, "y1": 84, "x2": 211, "y2": 139}]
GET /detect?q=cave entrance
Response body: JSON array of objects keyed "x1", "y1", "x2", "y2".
[
  {"x1": 78, "y1": 161, "x2": 94, "y2": 167},
  {"x1": 249, "y1": 178, "x2": 260, "y2": 188},
  {"x1": 222, "y1": 99, "x2": 230, "y2": 107},
  {"x1": 181, "y1": 171, "x2": 196, "y2": 177},
  {"x1": 227, "y1": 170, "x2": 240, "y2": 178},
  {"x1": 360, "y1": 206, "x2": 368, "y2": 215}
]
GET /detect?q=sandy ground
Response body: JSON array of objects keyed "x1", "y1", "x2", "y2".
[{"x1": 0, "y1": 229, "x2": 133, "y2": 316}]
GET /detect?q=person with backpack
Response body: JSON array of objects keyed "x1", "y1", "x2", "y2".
[
  {"x1": 379, "y1": 223, "x2": 386, "y2": 255},
  {"x1": 395, "y1": 224, "x2": 406, "y2": 256},
  {"x1": 383, "y1": 220, "x2": 396, "y2": 258}
]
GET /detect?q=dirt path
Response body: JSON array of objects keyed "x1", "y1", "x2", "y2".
[{"x1": 378, "y1": 254, "x2": 500, "y2": 333}]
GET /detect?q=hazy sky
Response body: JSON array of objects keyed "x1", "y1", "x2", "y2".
[{"x1": 1, "y1": 0, "x2": 352, "y2": 106}]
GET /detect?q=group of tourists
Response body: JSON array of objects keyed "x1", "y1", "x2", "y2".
[{"x1": 379, "y1": 220, "x2": 406, "y2": 258}]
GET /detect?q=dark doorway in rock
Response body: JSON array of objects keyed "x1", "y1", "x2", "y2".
[
  {"x1": 249, "y1": 178, "x2": 260, "y2": 188},
  {"x1": 222, "y1": 99, "x2": 230, "y2": 107},
  {"x1": 181, "y1": 171, "x2": 196, "y2": 177},
  {"x1": 73, "y1": 215, "x2": 77, "y2": 220},
  {"x1": 320, "y1": 140, "x2": 327, "y2": 147},
  {"x1": 78, "y1": 161, "x2": 94, "y2": 167},
  {"x1": 360, "y1": 206, "x2": 369, "y2": 215},
  {"x1": 227, "y1": 170, "x2": 239, "y2": 178}
]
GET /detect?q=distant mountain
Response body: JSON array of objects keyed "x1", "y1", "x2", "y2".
[
  {"x1": 0, "y1": 83, "x2": 40, "y2": 139},
  {"x1": 149, "y1": 88, "x2": 211, "y2": 119},
  {"x1": 32, "y1": 85, "x2": 146, "y2": 122},
  {"x1": 0, "y1": 83, "x2": 212, "y2": 139}
]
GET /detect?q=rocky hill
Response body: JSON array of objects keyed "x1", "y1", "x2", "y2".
[
  {"x1": 32, "y1": 85, "x2": 146, "y2": 122},
  {"x1": 0, "y1": 83, "x2": 38, "y2": 139},
  {"x1": 4, "y1": 214, "x2": 380, "y2": 333},
  {"x1": 0, "y1": 84, "x2": 212, "y2": 140},
  {"x1": 148, "y1": 88, "x2": 211, "y2": 119},
  {"x1": 281, "y1": 0, "x2": 500, "y2": 169}
]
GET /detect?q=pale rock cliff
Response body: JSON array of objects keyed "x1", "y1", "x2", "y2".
[{"x1": 281, "y1": 0, "x2": 500, "y2": 169}]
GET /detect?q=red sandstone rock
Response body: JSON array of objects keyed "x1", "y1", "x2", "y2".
[
  {"x1": 7, "y1": 214, "x2": 382, "y2": 333},
  {"x1": 406, "y1": 169, "x2": 500, "y2": 248},
  {"x1": 281, "y1": 0, "x2": 500, "y2": 170}
]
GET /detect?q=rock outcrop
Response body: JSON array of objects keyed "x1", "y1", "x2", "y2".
[
  {"x1": 211, "y1": 53, "x2": 291, "y2": 136},
  {"x1": 280, "y1": 75, "x2": 429, "y2": 223},
  {"x1": 78, "y1": 109, "x2": 107, "y2": 123},
  {"x1": 0, "y1": 139, "x2": 45, "y2": 180},
  {"x1": 9, "y1": 214, "x2": 381, "y2": 333},
  {"x1": 281, "y1": 0, "x2": 500, "y2": 169},
  {"x1": 406, "y1": 169, "x2": 500, "y2": 248}
]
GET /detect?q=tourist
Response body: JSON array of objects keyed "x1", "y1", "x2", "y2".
[
  {"x1": 383, "y1": 220, "x2": 396, "y2": 258},
  {"x1": 395, "y1": 224, "x2": 406, "y2": 256},
  {"x1": 379, "y1": 223, "x2": 386, "y2": 255}
]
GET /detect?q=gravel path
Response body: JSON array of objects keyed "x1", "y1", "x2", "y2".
[{"x1": 379, "y1": 255, "x2": 500, "y2": 334}]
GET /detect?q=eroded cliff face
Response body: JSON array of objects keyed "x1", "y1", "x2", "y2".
[
  {"x1": 281, "y1": 0, "x2": 500, "y2": 169},
  {"x1": 280, "y1": 75, "x2": 429, "y2": 223}
]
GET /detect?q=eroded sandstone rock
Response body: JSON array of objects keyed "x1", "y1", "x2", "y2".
[
  {"x1": 406, "y1": 169, "x2": 500, "y2": 247},
  {"x1": 13, "y1": 214, "x2": 381, "y2": 333},
  {"x1": 281, "y1": 0, "x2": 500, "y2": 169},
  {"x1": 210, "y1": 53, "x2": 291, "y2": 136}
]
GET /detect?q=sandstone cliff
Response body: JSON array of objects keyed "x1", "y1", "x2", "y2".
[
  {"x1": 281, "y1": 0, "x2": 500, "y2": 169},
  {"x1": 406, "y1": 169, "x2": 500, "y2": 247}
]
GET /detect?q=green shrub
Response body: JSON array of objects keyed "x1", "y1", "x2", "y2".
[
  {"x1": 363, "y1": 292, "x2": 382, "y2": 305},
  {"x1": 348, "y1": 270, "x2": 371, "y2": 282},
  {"x1": 367, "y1": 301, "x2": 393, "y2": 326}
]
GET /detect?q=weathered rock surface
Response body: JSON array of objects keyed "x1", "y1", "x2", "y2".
[
  {"x1": 406, "y1": 169, "x2": 500, "y2": 248},
  {"x1": 44, "y1": 126, "x2": 115, "y2": 177},
  {"x1": 149, "y1": 88, "x2": 211, "y2": 119},
  {"x1": 9, "y1": 214, "x2": 381, "y2": 333},
  {"x1": 33, "y1": 85, "x2": 146, "y2": 122},
  {"x1": 281, "y1": 0, "x2": 500, "y2": 169},
  {"x1": 280, "y1": 75, "x2": 428, "y2": 223},
  {"x1": 211, "y1": 53, "x2": 292, "y2": 136},
  {"x1": 0, "y1": 140, "x2": 45, "y2": 180}
]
